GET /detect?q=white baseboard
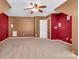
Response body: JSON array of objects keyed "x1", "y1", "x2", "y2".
[
  {"x1": 7, "y1": 37, "x2": 35, "y2": 39},
  {"x1": 46, "y1": 39, "x2": 72, "y2": 46},
  {"x1": 59, "y1": 40, "x2": 72, "y2": 46},
  {"x1": 0, "y1": 38, "x2": 71, "y2": 46},
  {"x1": 0, "y1": 38, "x2": 8, "y2": 44}
]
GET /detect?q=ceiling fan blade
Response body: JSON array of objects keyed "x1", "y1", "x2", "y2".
[
  {"x1": 30, "y1": 3, "x2": 33, "y2": 5},
  {"x1": 34, "y1": 4, "x2": 38, "y2": 7},
  {"x1": 39, "y1": 9, "x2": 43, "y2": 13},
  {"x1": 39, "y1": 6, "x2": 46, "y2": 8},
  {"x1": 24, "y1": 8, "x2": 32, "y2": 10}
]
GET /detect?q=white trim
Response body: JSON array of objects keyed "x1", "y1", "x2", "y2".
[
  {"x1": 7, "y1": 37, "x2": 71, "y2": 46},
  {"x1": 50, "y1": 15, "x2": 51, "y2": 39},
  {"x1": 0, "y1": 37, "x2": 35, "y2": 44},
  {"x1": 71, "y1": 51, "x2": 78, "y2": 57},
  {"x1": 32, "y1": 38, "x2": 72, "y2": 46},
  {"x1": 0, "y1": 37, "x2": 71, "y2": 46},
  {"x1": 59, "y1": 40, "x2": 72, "y2": 46},
  {"x1": 7, "y1": 37, "x2": 35, "y2": 39},
  {"x1": 0, "y1": 38, "x2": 8, "y2": 44},
  {"x1": 6, "y1": 0, "x2": 14, "y2": 8},
  {"x1": 45, "y1": 39, "x2": 72, "y2": 46}
]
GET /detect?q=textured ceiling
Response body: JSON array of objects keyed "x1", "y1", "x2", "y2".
[{"x1": 5, "y1": 0, "x2": 67, "y2": 17}]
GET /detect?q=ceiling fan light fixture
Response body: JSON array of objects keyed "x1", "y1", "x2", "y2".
[
  {"x1": 32, "y1": 8, "x2": 39, "y2": 12},
  {"x1": 24, "y1": 3, "x2": 46, "y2": 13}
]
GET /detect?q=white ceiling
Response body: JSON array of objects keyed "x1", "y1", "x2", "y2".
[{"x1": 5, "y1": 0, "x2": 68, "y2": 17}]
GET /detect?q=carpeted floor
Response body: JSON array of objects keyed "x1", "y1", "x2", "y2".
[{"x1": 0, "y1": 38, "x2": 78, "y2": 59}]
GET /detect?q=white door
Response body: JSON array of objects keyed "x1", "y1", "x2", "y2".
[{"x1": 40, "y1": 20, "x2": 48, "y2": 38}]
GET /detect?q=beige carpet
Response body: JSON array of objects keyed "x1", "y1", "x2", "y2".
[{"x1": 0, "y1": 38, "x2": 78, "y2": 59}]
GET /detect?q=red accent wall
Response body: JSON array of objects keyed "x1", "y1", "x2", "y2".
[
  {"x1": 51, "y1": 14, "x2": 59, "y2": 39},
  {"x1": 0, "y1": 13, "x2": 8, "y2": 41},
  {"x1": 51, "y1": 13, "x2": 72, "y2": 44}
]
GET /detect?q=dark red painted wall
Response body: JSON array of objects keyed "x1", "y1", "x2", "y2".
[
  {"x1": 51, "y1": 13, "x2": 72, "y2": 44},
  {"x1": 51, "y1": 14, "x2": 59, "y2": 39},
  {"x1": 0, "y1": 13, "x2": 8, "y2": 41}
]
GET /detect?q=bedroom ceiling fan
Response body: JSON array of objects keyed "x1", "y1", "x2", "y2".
[{"x1": 24, "y1": 3, "x2": 46, "y2": 14}]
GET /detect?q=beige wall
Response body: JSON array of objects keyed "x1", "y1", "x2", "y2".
[
  {"x1": 0, "y1": 0, "x2": 11, "y2": 13},
  {"x1": 56, "y1": 0, "x2": 78, "y2": 55},
  {"x1": 34, "y1": 17, "x2": 40, "y2": 37},
  {"x1": 9, "y1": 17, "x2": 35, "y2": 37},
  {"x1": 9, "y1": 16, "x2": 50, "y2": 38}
]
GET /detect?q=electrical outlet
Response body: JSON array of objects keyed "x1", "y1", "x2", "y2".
[{"x1": 23, "y1": 34, "x2": 24, "y2": 36}]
